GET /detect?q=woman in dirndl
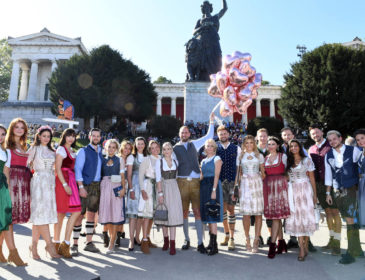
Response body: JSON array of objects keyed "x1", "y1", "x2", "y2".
[
  {"x1": 263, "y1": 136, "x2": 290, "y2": 259},
  {"x1": 138, "y1": 140, "x2": 160, "y2": 254},
  {"x1": 355, "y1": 129, "x2": 365, "y2": 228},
  {"x1": 235, "y1": 135, "x2": 265, "y2": 253}
]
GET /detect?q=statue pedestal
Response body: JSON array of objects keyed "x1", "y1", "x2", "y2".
[{"x1": 184, "y1": 82, "x2": 232, "y2": 123}]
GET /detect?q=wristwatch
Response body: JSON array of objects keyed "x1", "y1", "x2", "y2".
[
  {"x1": 325, "y1": 191, "x2": 330, "y2": 196},
  {"x1": 213, "y1": 188, "x2": 216, "y2": 191},
  {"x1": 62, "y1": 182, "x2": 67, "y2": 187}
]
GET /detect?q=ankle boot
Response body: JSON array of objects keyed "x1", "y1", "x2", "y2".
[
  {"x1": 141, "y1": 240, "x2": 150, "y2": 254},
  {"x1": 103, "y1": 231, "x2": 110, "y2": 248},
  {"x1": 115, "y1": 231, "x2": 121, "y2": 247},
  {"x1": 220, "y1": 234, "x2": 229, "y2": 246},
  {"x1": 207, "y1": 232, "x2": 213, "y2": 251},
  {"x1": 8, "y1": 249, "x2": 27, "y2": 266},
  {"x1": 58, "y1": 241, "x2": 72, "y2": 258},
  {"x1": 268, "y1": 242, "x2": 276, "y2": 259},
  {"x1": 208, "y1": 234, "x2": 218, "y2": 256},
  {"x1": 0, "y1": 245, "x2": 7, "y2": 264},
  {"x1": 169, "y1": 240, "x2": 176, "y2": 255},
  {"x1": 162, "y1": 237, "x2": 169, "y2": 251},
  {"x1": 276, "y1": 239, "x2": 288, "y2": 254}
]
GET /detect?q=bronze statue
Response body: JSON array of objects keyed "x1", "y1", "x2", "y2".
[{"x1": 186, "y1": 0, "x2": 228, "y2": 82}]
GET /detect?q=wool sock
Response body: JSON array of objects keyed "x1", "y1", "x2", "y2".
[
  {"x1": 195, "y1": 219, "x2": 203, "y2": 245},
  {"x1": 183, "y1": 219, "x2": 190, "y2": 242}
]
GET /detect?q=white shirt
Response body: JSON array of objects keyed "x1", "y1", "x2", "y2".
[
  {"x1": 155, "y1": 157, "x2": 178, "y2": 183},
  {"x1": 265, "y1": 153, "x2": 287, "y2": 167},
  {"x1": 56, "y1": 146, "x2": 76, "y2": 159},
  {"x1": 0, "y1": 149, "x2": 7, "y2": 163},
  {"x1": 324, "y1": 144, "x2": 361, "y2": 187},
  {"x1": 316, "y1": 139, "x2": 326, "y2": 148}
]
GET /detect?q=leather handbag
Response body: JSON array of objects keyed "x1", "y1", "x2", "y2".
[
  {"x1": 205, "y1": 200, "x2": 221, "y2": 219},
  {"x1": 154, "y1": 203, "x2": 168, "y2": 222}
]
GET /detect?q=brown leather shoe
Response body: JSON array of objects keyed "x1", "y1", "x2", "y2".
[
  {"x1": 147, "y1": 237, "x2": 157, "y2": 248},
  {"x1": 58, "y1": 242, "x2": 72, "y2": 258},
  {"x1": 7, "y1": 249, "x2": 27, "y2": 266},
  {"x1": 141, "y1": 240, "x2": 150, "y2": 254}
]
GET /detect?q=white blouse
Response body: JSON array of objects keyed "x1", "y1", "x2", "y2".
[
  {"x1": 238, "y1": 152, "x2": 264, "y2": 175},
  {"x1": 265, "y1": 153, "x2": 287, "y2": 167},
  {"x1": 155, "y1": 157, "x2": 178, "y2": 183},
  {"x1": 56, "y1": 146, "x2": 76, "y2": 159}
]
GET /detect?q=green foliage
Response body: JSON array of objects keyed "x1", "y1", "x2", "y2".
[
  {"x1": 150, "y1": 115, "x2": 182, "y2": 139},
  {"x1": 153, "y1": 76, "x2": 172, "y2": 84},
  {"x1": 246, "y1": 117, "x2": 284, "y2": 138},
  {"x1": 0, "y1": 39, "x2": 12, "y2": 102},
  {"x1": 261, "y1": 80, "x2": 270, "y2": 85},
  {"x1": 49, "y1": 45, "x2": 157, "y2": 126},
  {"x1": 278, "y1": 44, "x2": 365, "y2": 135}
]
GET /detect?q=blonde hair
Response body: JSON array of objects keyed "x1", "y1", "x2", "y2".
[
  {"x1": 148, "y1": 140, "x2": 160, "y2": 153},
  {"x1": 239, "y1": 135, "x2": 260, "y2": 161},
  {"x1": 204, "y1": 139, "x2": 217, "y2": 153},
  {"x1": 162, "y1": 142, "x2": 173, "y2": 157},
  {"x1": 105, "y1": 139, "x2": 120, "y2": 156},
  {"x1": 256, "y1": 128, "x2": 268, "y2": 136}
]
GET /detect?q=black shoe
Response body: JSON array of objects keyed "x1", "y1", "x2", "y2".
[
  {"x1": 128, "y1": 247, "x2": 134, "y2": 252},
  {"x1": 116, "y1": 232, "x2": 121, "y2": 247},
  {"x1": 339, "y1": 252, "x2": 356, "y2": 264},
  {"x1": 197, "y1": 243, "x2": 207, "y2": 254},
  {"x1": 80, "y1": 232, "x2": 86, "y2": 237},
  {"x1": 207, "y1": 233, "x2": 213, "y2": 251},
  {"x1": 207, "y1": 234, "x2": 218, "y2": 256},
  {"x1": 134, "y1": 238, "x2": 141, "y2": 246},
  {"x1": 287, "y1": 238, "x2": 299, "y2": 249},
  {"x1": 71, "y1": 244, "x2": 79, "y2": 256},
  {"x1": 259, "y1": 236, "x2": 264, "y2": 247},
  {"x1": 121, "y1": 232, "x2": 126, "y2": 239},
  {"x1": 266, "y1": 237, "x2": 271, "y2": 245},
  {"x1": 103, "y1": 231, "x2": 110, "y2": 248},
  {"x1": 182, "y1": 240, "x2": 190, "y2": 250},
  {"x1": 308, "y1": 240, "x2": 317, "y2": 252}
]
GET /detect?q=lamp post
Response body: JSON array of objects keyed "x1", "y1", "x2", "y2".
[{"x1": 296, "y1": 45, "x2": 307, "y2": 58}]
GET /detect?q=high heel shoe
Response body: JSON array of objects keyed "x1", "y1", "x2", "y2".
[
  {"x1": 29, "y1": 245, "x2": 40, "y2": 260},
  {"x1": 8, "y1": 249, "x2": 27, "y2": 266},
  {"x1": 245, "y1": 237, "x2": 252, "y2": 252},
  {"x1": 162, "y1": 237, "x2": 169, "y2": 251},
  {"x1": 276, "y1": 239, "x2": 288, "y2": 254},
  {"x1": 45, "y1": 244, "x2": 61, "y2": 258},
  {"x1": 134, "y1": 238, "x2": 141, "y2": 246},
  {"x1": 252, "y1": 237, "x2": 260, "y2": 253},
  {"x1": 267, "y1": 241, "x2": 276, "y2": 259}
]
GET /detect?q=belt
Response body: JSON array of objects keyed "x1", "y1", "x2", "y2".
[{"x1": 178, "y1": 177, "x2": 199, "y2": 181}]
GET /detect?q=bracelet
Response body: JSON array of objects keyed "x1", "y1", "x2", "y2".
[
  {"x1": 129, "y1": 188, "x2": 134, "y2": 192},
  {"x1": 62, "y1": 182, "x2": 68, "y2": 187},
  {"x1": 326, "y1": 191, "x2": 330, "y2": 196},
  {"x1": 79, "y1": 185, "x2": 84, "y2": 189},
  {"x1": 212, "y1": 188, "x2": 216, "y2": 192},
  {"x1": 158, "y1": 192, "x2": 164, "y2": 197}
]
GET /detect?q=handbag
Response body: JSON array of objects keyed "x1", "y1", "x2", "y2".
[
  {"x1": 113, "y1": 186, "x2": 123, "y2": 197},
  {"x1": 111, "y1": 175, "x2": 122, "y2": 183},
  {"x1": 205, "y1": 200, "x2": 220, "y2": 219},
  {"x1": 154, "y1": 203, "x2": 168, "y2": 221}
]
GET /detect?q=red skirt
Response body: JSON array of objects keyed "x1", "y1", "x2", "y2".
[
  {"x1": 55, "y1": 168, "x2": 81, "y2": 213},
  {"x1": 263, "y1": 174, "x2": 290, "y2": 219},
  {"x1": 9, "y1": 166, "x2": 31, "y2": 224}
]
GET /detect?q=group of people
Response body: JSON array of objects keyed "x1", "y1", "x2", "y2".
[{"x1": 0, "y1": 115, "x2": 364, "y2": 267}]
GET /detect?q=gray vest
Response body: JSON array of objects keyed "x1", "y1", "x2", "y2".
[{"x1": 173, "y1": 142, "x2": 200, "y2": 176}]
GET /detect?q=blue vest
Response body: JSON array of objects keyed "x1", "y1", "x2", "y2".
[
  {"x1": 102, "y1": 155, "x2": 121, "y2": 177},
  {"x1": 82, "y1": 145, "x2": 103, "y2": 185},
  {"x1": 326, "y1": 145, "x2": 358, "y2": 189},
  {"x1": 217, "y1": 143, "x2": 238, "y2": 182}
]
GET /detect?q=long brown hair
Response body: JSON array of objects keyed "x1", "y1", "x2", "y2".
[
  {"x1": 32, "y1": 127, "x2": 55, "y2": 152},
  {"x1": 5, "y1": 118, "x2": 28, "y2": 151},
  {"x1": 239, "y1": 135, "x2": 260, "y2": 162},
  {"x1": 132, "y1": 137, "x2": 148, "y2": 157},
  {"x1": 59, "y1": 128, "x2": 77, "y2": 148}
]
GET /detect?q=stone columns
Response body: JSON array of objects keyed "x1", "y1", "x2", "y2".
[
  {"x1": 270, "y1": 99, "x2": 276, "y2": 117},
  {"x1": 8, "y1": 60, "x2": 20, "y2": 101},
  {"x1": 51, "y1": 59, "x2": 57, "y2": 72},
  {"x1": 256, "y1": 98, "x2": 261, "y2": 117},
  {"x1": 19, "y1": 63, "x2": 30, "y2": 101},
  {"x1": 27, "y1": 60, "x2": 39, "y2": 101},
  {"x1": 157, "y1": 96, "x2": 162, "y2": 115},
  {"x1": 171, "y1": 97, "x2": 176, "y2": 116}
]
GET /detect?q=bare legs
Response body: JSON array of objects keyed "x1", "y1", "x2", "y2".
[
  {"x1": 54, "y1": 212, "x2": 81, "y2": 243},
  {"x1": 271, "y1": 219, "x2": 283, "y2": 243}
]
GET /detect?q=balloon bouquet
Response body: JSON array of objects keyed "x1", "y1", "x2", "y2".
[{"x1": 208, "y1": 51, "x2": 262, "y2": 119}]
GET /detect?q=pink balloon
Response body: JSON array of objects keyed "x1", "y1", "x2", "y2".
[
  {"x1": 229, "y1": 68, "x2": 249, "y2": 87},
  {"x1": 220, "y1": 101, "x2": 234, "y2": 117},
  {"x1": 238, "y1": 82, "x2": 255, "y2": 99},
  {"x1": 251, "y1": 88, "x2": 258, "y2": 99},
  {"x1": 223, "y1": 86, "x2": 238, "y2": 106},
  {"x1": 235, "y1": 99, "x2": 253, "y2": 115},
  {"x1": 253, "y1": 73, "x2": 262, "y2": 87},
  {"x1": 239, "y1": 61, "x2": 256, "y2": 77},
  {"x1": 222, "y1": 55, "x2": 241, "y2": 74},
  {"x1": 216, "y1": 72, "x2": 228, "y2": 93},
  {"x1": 232, "y1": 51, "x2": 252, "y2": 62},
  {"x1": 207, "y1": 81, "x2": 222, "y2": 98}
]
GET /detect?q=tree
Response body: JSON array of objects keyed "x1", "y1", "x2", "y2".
[
  {"x1": 0, "y1": 39, "x2": 12, "y2": 103},
  {"x1": 262, "y1": 80, "x2": 270, "y2": 86},
  {"x1": 278, "y1": 44, "x2": 365, "y2": 135},
  {"x1": 247, "y1": 117, "x2": 283, "y2": 138},
  {"x1": 149, "y1": 115, "x2": 182, "y2": 139},
  {"x1": 50, "y1": 45, "x2": 157, "y2": 127},
  {"x1": 153, "y1": 76, "x2": 172, "y2": 84}
]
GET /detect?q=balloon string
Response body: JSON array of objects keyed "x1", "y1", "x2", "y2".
[{"x1": 211, "y1": 100, "x2": 223, "y2": 126}]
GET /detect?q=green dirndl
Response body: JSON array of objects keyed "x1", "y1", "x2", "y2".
[{"x1": 0, "y1": 159, "x2": 12, "y2": 231}]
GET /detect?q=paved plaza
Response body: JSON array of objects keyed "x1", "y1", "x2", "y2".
[{"x1": 0, "y1": 208, "x2": 364, "y2": 280}]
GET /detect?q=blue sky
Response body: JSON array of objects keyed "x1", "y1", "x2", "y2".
[{"x1": 1, "y1": 0, "x2": 364, "y2": 85}]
